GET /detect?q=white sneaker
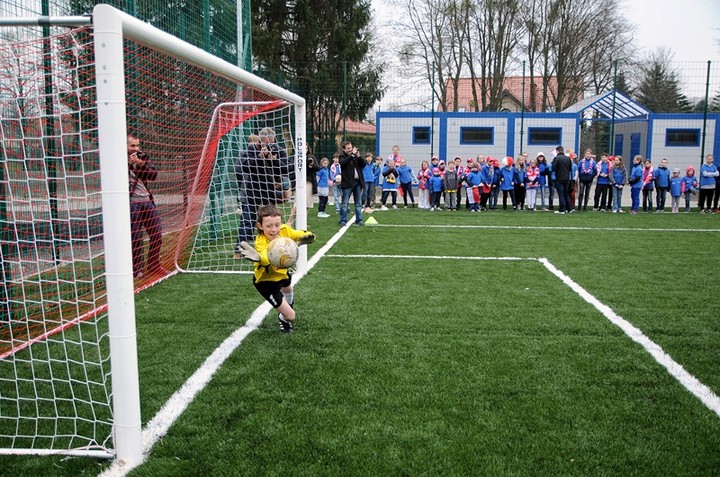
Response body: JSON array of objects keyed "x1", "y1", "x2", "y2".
[
  {"x1": 317, "y1": 212, "x2": 330, "y2": 218},
  {"x1": 380, "y1": 206, "x2": 388, "y2": 211}
]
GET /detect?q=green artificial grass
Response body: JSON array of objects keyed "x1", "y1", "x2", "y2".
[{"x1": 1, "y1": 207, "x2": 719, "y2": 476}]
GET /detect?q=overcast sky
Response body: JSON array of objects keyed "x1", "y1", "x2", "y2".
[
  {"x1": 370, "y1": 0, "x2": 720, "y2": 101},
  {"x1": 371, "y1": 0, "x2": 720, "y2": 63}
]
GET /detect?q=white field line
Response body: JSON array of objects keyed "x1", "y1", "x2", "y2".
[
  {"x1": 368, "y1": 224, "x2": 720, "y2": 233},
  {"x1": 99, "y1": 222, "x2": 355, "y2": 477},
  {"x1": 328, "y1": 253, "x2": 720, "y2": 419},
  {"x1": 538, "y1": 258, "x2": 720, "y2": 419}
]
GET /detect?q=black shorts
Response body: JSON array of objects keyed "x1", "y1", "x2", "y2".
[{"x1": 253, "y1": 276, "x2": 292, "y2": 309}]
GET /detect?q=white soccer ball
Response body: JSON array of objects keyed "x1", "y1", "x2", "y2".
[{"x1": 266, "y1": 237, "x2": 299, "y2": 269}]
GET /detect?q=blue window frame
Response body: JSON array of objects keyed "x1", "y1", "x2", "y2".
[
  {"x1": 614, "y1": 134, "x2": 624, "y2": 156},
  {"x1": 412, "y1": 126, "x2": 431, "y2": 145},
  {"x1": 630, "y1": 133, "x2": 641, "y2": 157},
  {"x1": 460, "y1": 127, "x2": 493, "y2": 145},
  {"x1": 665, "y1": 128, "x2": 700, "y2": 147},
  {"x1": 528, "y1": 127, "x2": 562, "y2": 145}
]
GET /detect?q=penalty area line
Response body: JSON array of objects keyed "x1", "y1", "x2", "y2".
[
  {"x1": 539, "y1": 257, "x2": 720, "y2": 420},
  {"x1": 369, "y1": 223, "x2": 720, "y2": 233},
  {"x1": 98, "y1": 221, "x2": 354, "y2": 477},
  {"x1": 326, "y1": 254, "x2": 535, "y2": 261}
]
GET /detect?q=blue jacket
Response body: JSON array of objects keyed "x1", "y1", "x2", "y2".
[
  {"x1": 428, "y1": 175, "x2": 444, "y2": 192},
  {"x1": 578, "y1": 158, "x2": 597, "y2": 183},
  {"x1": 382, "y1": 165, "x2": 399, "y2": 190},
  {"x1": 630, "y1": 164, "x2": 643, "y2": 189},
  {"x1": 397, "y1": 165, "x2": 414, "y2": 184},
  {"x1": 373, "y1": 163, "x2": 382, "y2": 185},
  {"x1": 465, "y1": 170, "x2": 483, "y2": 187},
  {"x1": 700, "y1": 164, "x2": 719, "y2": 188},
  {"x1": 499, "y1": 166, "x2": 517, "y2": 191},
  {"x1": 596, "y1": 161, "x2": 611, "y2": 185},
  {"x1": 316, "y1": 167, "x2": 329, "y2": 188},
  {"x1": 654, "y1": 166, "x2": 671, "y2": 188},
  {"x1": 362, "y1": 162, "x2": 375, "y2": 182},
  {"x1": 610, "y1": 166, "x2": 626, "y2": 186},
  {"x1": 481, "y1": 165, "x2": 498, "y2": 186},
  {"x1": 682, "y1": 175, "x2": 697, "y2": 193},
  {"x1": 669, "y1": 176, "x2": 683, "y2": 197},
  {"x1": 537, "y1": 162, "x2": 550, "y2": 185},
  {"x1": 515, "y1": 167, "x2": 526, "y2": 185}
]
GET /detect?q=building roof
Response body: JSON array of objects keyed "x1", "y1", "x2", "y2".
[
  {"x1": 562, "y1": 90, "x2": 650, "y2": 118},
  {"x1": 444, "y1": 76, "x2": 579, "y2": 112}
]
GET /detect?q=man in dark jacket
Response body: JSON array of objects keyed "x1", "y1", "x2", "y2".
[
  {"x1": 551, "y1": 146, "x2": 574, "y2": 214},
  {"x1": 128, "y1": 133, "x2": 163, "y2": 277},
  {"x1": 338, "y1": 140, "x2": 366, "y2": 226},
  {"x1": 234, "y1": 128, "x2": 292, "y2": 254}
]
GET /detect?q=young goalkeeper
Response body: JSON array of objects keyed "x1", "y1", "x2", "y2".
[{"x1": 237, "y1": 204, "x2": 316, "y2": 333}]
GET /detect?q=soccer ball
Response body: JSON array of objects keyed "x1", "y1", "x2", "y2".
[{"x1": 266, "y1": 237, "x2": 299, "y2": 269}]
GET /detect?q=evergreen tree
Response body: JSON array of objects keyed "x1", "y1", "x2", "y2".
[
  {"x1": 252, "y1": 0, "x2": 384, "y2": 155},
  {"x1": 634, "y1": 52, "x2": 692, "y2": 113},
  {"x1": 711, "y1": 90, "x2": 720, "y2": 112}
]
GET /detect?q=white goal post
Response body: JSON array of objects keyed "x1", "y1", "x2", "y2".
[{"x1": 0, "y1": 4, "x2": 306, "y2": 466}]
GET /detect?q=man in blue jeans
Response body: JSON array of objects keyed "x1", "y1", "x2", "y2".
[
  {"x1": 551, "y1": 145, "x2": 574, "y2": 214},
  {"x1": 338, "y1": 140, "x2": 366, "y2": 226}
]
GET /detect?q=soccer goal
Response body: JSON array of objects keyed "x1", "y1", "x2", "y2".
[{"x1": 0, "y1": 4, "x2": 306, "y2": 465}]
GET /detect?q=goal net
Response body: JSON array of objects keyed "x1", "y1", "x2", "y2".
[{"x1": 0, "y1": 5, "x2": 306, "y2": 463}]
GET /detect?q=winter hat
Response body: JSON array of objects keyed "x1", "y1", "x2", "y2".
[
  {"x1": 432, "y1": 167, "x2": 440, "y2": 174},
  {"x1": 536, "y1": 152, "x2": 545, "y2": 158},
  {"x1": 672, "y1": 168, "x2": 680, "y2": 174},
  {"x1": 467, "y1": 158, "x2": 474, "y2": 163}
]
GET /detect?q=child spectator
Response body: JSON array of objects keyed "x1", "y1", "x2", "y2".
[
  {"x1": 388, "y1": 144, "x2": 403, "y2": 165},
  {"x1": 525, "y1": 158, "x2": 540, "y2": 211},
  {"x1": 628, "y1": 155, "x2": 643, "y2": 214},
  {"x1": 641, "y1": 159, "x2": 655, "y2": 212},
  {"x1": 443, "y1": 160, "x2": 459, "y2": 211},
  {"x1": 669, "y1": 168, "x2": 683, "y2": 213},
  {"x1": 316, "y1": 157, "x2": 330, "y2": 218},
  {"x1": 577, "y1": 149, "x2": 597, "y2": 211},
  {"x1": 593, "y1": 153, "x2": 611, "y2": 211},
  {"x1": 514, "y1": 155, "x2": 527, "y2": 210},
  {"x1": 463, "y1": 158, "x2": 474, "y2": 209},
  {"x1": 465, "y1": 162, "x2": 483, "y2": 212},
  {"x1": 608, "y1": 155, "x2": 626, "y2": 213},
  {"x1": 455, "y1": 157, "x2": 465, "y2": 209},
  {"x1": 373, "y1": 156, "x2": 383, "y2": 207},
  {"x1": 329, "y1": 153, "x2": 342, "y2": 213},
  {"x1": 699, "y1": 154, "x2": 719, "y2": 213},
  {"x1": 397, "y1": 158, "x2": 416, "y2": 208},
  {"x1": 569, "y1": 150, "x2": 578, "y2": 207},
  {"x1": 499, "y1": 156, "x2": 518, "y2": 211},
  {"x1": 654, "y1": 158, "x2": 671, "y2": 212},
  {"x1": 380, "y1": 157, "x2": 399, "y2": 210},
  {"x1": 682, "y1": 166, "x2": 698, "y2": 213},
  {"x1": 428, "y1": 168, "x2": 444, "y2": 211},
  {"x1": 536, "y1": 153, "x2": 549, "y2": 210},
  {"x1": 361, "y1": 153, "x2": 376, "y2": 213},
  {"x1": 488, "y1": 158, "x2": 501, "y2": 210},
  {"x1": 417, "y1": 160, "x2": 431, "y2": 209}
]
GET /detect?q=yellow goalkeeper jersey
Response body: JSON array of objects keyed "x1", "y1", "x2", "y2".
[{"x1": 254, "y1": 224, "x2": 306, "y2": 282}]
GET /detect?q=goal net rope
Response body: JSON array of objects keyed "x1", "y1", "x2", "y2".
[{"x1": 0, "y1": 7, "x2": 304, "y2": 459}]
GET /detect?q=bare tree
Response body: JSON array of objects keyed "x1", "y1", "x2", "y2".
[{"x1": 398, "y1": 0, "x2": 470, "y2": 111}]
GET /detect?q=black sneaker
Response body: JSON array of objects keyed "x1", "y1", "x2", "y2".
[{"x1": 278, "y1": 315, "x2": 294, "y2": 333}]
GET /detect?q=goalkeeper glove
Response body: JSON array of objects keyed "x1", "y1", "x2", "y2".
[
  {"x1": 297, "y1": 232, "x2": 316, "y2": 245},
  {"x1": 238, "y1": 241, "x2": 260, "y2": 262}
]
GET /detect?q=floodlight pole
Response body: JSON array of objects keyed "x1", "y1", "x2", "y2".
[
  {"x1": 608, "y1": 60, "x2": 618, "y2": 155},
  {"x1": 700, "y1": 60, "x2": 711, "y2": 167},
  {"x1": 520, "y1": 61, "x2": 526, "y2": 153},
  {"x1": 431, "y1": 61, "x2": 435, "y2": 158}
]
